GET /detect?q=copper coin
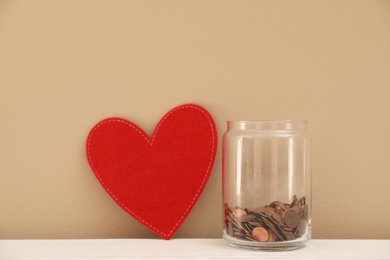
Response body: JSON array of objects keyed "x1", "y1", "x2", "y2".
[
  {"x1": 274, "y1": 205, "x2": 283, "y2": 215},
  {"x1": 279, "y1": 203, "x2": 287, "y2": 211},
  {"x1": 262, "y1": 217, "x2": 285, "y2": 241},
  {"x1": 289, "y1": 195, "x2": 298, "y2": 207},
  {"x1": 292, "y1": 205, "x2": 301, "y2": 212},
  {"x1": 298, "y1": 219, "x2": 307, "y2": 236},
  {"x1": 232, "y1": 219, "x2": 246, "y2": 230},
  {"x1": 252, "y1": 227, "x2": 269, "y2": 242},
  {"x1": 271, "y1": 211, "x2": 286, "y2": 224},
  {"x1": 233, "y1": 231, "x2": 246, "y2": 238},
  {"x1": 263, "y1": 207, "x2": 275, "y2": 213},
  {"x1": 269, "y1": 201, "x2": 283, "y2": 208},
  {"x1": 233, "y1": 208, "x2": 246, "y2": 218},
  {"x1": 249, "y1": 219, "x2": 265, "y2": 227},
  {"x1": 284, "y1": 209, "x2": 300, "y2": 228},
  {"x1": 280, "y1": 224, "x2": 294, "y2": 232},
  {"x1": 246, "y1": 235, "x2": 257, "y2": 242},
  {"x1": 253, "y1": 206, "x2": 265, "y2": 213},
  {"x1": 284, "y1": 231, "x2": 296, "y2": 241},
  {"x1": 250, "y1": 211, "x2": 266, "y2": 220},
  {"x1": 266, "y1": 231, "x2": 276, "y2": 242},
  {"x1": 238, "y1": 214, "x2": 255, "y2": 222},
  {"x1": 265, "y1": 211, "x2": 274, "y2": 218},
  {"x1": 297, "y1": 196, "x2": 306, "y2": 206}
]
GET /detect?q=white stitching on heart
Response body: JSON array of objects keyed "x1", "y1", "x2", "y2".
[{"x1": 86, "y1": 104, "x2": 216, "y2": 238}]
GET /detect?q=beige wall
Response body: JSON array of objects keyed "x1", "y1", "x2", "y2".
[{"x1": 1, "y1": 0, "x2": 390, "y2": 239}]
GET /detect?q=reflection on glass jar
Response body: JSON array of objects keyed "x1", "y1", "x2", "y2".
[{"x1": 222, "y1": 120, "x2": 312, "y2": 250}]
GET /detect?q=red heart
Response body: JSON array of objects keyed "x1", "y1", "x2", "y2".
[{"x1": 86, "y1": 104, "x2": 217, "y2": 239}]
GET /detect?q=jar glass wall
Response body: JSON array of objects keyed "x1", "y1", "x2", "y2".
[{"x1": 222, "y1": 120, "x2": 312, "y2": 250}]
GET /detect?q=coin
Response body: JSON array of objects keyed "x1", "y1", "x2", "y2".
[
  {"x1": 233, "y1": 231, "x2": 246, "y2": 238},
  {"x1": 249, "y1": 219, "x2": 265, "y2": 227},
  {"x1": 233, "y1": 208, "x2": 246, "y2": 218},
  {"x1": 262, "y1": 216, "x2": 285, "y2": 241},
  {"x1": 253, "y1": 206, "x2": 265, "y2": 213},
  {"x1": 232, "y1": 219, "x2": 246, "y2": 231},
  {"x1": 226, "y1": 195, "x2": 308, "y2": 242},
  {"x1": 269, "y1": 201, "x2": 283, "y2": 208},
  {"x1": 250, "y1": 211, "x2": 267, "y2": 220},
  {"x1": 297, "y1": 219, "x2": 307, "y2": 236},
  {"x1": 263, "y1": 207, "x2": 275, "y2": 213},
  {"x1": 252, "y1": 227, "x2": 269, "y2": 242},
  {"x1": 278, "y1": 202, "x2": 287, "y2": 211},
  {"x1": 284, "y1": 209, "x2": 300, "y2": 228},
  {"x1": 238, "y1": 214, "x2": 255, "y2": 222},
  {"x1": 271, "y1": 211, "x2": 286, "y2": 224},
  {"x1": 275, "y1": 206, "x2": 283, "y2": 215},
  {"x1": 290, "y1": 195, "x2": 298, "y2": 207},
  {"x1": 297, "y1": 196, "x2": 306, "y2": 206},
  {"x1": 280, "y1": 224, "x2": 294, "y2": 232},
  {"x1": 284, "y1": 231, "x2": 296, "y2": 240},
  {"x1": 266, "y1": 231, "x2": 276, "y2": 242},
  {"x1": 292, "y1": 205, "x2": 301, "y2": 212}
]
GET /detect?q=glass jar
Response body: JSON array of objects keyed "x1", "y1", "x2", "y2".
[{"x1": 222, "y1": 120, "x2": 311, "y2": 250}]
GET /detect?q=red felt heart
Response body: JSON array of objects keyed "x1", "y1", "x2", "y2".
[{"x1": 86, "y1": 104, "x2": 217, "y2": 239}]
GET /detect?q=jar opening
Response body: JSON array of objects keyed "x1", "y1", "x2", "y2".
[{"x1": 227, "y1": 120, "x2": 307, "y2": 131}]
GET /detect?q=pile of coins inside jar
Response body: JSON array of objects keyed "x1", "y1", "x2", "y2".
[{"x1": 224, "y1": 195, "x2": 308, "y2": 242}]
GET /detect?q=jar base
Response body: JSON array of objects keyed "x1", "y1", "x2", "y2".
[{"x1": 222, "y1": 229, "x2": 310, "y2": 251}]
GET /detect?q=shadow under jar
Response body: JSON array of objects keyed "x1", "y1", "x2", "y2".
[{"x1": 222, "y1": 120, "x2": 312, "y2": 250}]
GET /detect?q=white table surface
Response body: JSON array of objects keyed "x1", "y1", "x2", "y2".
[{"x1": 0, "y1": 239, "x2": 389, "y2": 259}]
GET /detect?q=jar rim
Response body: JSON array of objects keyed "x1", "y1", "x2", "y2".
[
  {"x1": 226, "y1": 120, "x2": 308, "y2": 131},
  {"x1": 227, "y1": 120, "x2": 307, "y2": 124}
]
